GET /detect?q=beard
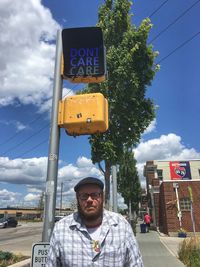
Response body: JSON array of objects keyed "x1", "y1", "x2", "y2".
[{"x1": 77, "y1": 201, "x2": 103, "y2": 222}]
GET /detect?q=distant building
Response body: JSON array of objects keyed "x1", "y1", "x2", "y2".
[
  {"x1": 0, "y1": 207, "x2": 42, "y2": 220},
  {"x1": 0, "y1": 207, "x2": 73, "y2": 220},
  {"x1": 144, "y1": 159, "x2": 200, "y2": 236},
  {"x1": 139, "y1": 190, "x2": 148, "y2": 218}
]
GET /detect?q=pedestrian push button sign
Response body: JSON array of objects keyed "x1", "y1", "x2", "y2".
[
  {"x1": 31, "y1": 243, "x2": 50, "y2": 267},
  {"x1": 62, "y1": 27, "x2": 106, "y2": 83}
]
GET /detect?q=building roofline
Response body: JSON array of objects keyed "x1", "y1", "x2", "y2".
[{"x1": 153, "y1": 159, "x2": 200, "y2": 162}]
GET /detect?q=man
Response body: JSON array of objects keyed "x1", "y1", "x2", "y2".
[{"x1": 46, "y1": 177, "x2": 144, "y2": 266}]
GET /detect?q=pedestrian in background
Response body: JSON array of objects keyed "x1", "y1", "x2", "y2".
[
  {"x1": 144, "y1": 212, "x2": 151, "y2": 233},
  {"x1": 46, "y1": 177, "x2": 144, "y2": 266}
]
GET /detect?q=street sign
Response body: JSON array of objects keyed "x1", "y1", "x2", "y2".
[
  {"x1": 62, "y1": 27, "x2": 106, "y2": 83},
  {"x1": 31, "y1": 242, "x2": 50, "y2": 267}
]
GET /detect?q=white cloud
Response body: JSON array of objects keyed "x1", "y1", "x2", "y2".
[
  {"x1": 56, "y1": 160, "x2": 103, "y2": 205},
  {"x1": 134, "y1": 133, "x2": 183, "y2": 163},
  {"x1": 142, "y1": 119, "x2": 157, "y2": 135},
  {"x1": 27, "y1": 187, "x2": 43, "y2": 194},
  {"x1": 1, "y1": 133, "x2": 199, "y2": 206},
  {"x1": 0, "y1": 120, "x2": 28, "y2": 132},
  {"x1": 0, "y1": 0, "x2": 60, "y2": 108},
  {"x1": 0, "y1": 189, "x2": 21, "y2": 206},
  {"x1": 0, "y1": 157, "x2": 47, "y2": 185},
  {"x1": 24, "y1": 193, "x2": 40, "y2": 202},
  {"x1": 134, "y1": 133, "x2": 200, "y2": 187},
  {"x1": 38, "y1": 87, "x2": 75, "y2": 114},
  {"x1": 15, "y1": 121, "x2": 27, "y2": 131},
  {"x1": 62, "y1": 88, "x2": 75, "y2": 99},
  {"x1": 76, "y1": 156, "x2": 93, "y2": 168},
  {"x1": 0, "y1": 155, "x2": 103, "y2": 207}
]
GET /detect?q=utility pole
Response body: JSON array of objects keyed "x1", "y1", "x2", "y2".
[
  {"x1": 41, "y1": 27, "x2": 107, "y2": 243},
  {"x1": 173, "y1": 183, "x2": 182, "y2": 229},
  {"x1": 129, "y1": 199, "x2": 132, "y2": 220},
  {"x1": 188, "y1": 186, "x2": 196, "y2": 236},
  {"x1": 112, "y1": 165, "x2": 118, "y2": 212},
  {"x1": 42, "y1": 30, "x2": 63, "y2": 242},
  {"x1": 60, "y1": 182, "x2": 63, "y2": 214}
]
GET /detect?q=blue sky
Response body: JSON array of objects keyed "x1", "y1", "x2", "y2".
[{"x1": 0, "y1": 0, "x2": 200, "y2": 208}]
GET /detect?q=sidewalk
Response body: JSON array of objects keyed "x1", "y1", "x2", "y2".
[
  {"x1": 136, "y1": 225, "x2": 185, "y2": 266},
  {"x1": 159, "y1": 234, "x2": 184, "y2": 258}
]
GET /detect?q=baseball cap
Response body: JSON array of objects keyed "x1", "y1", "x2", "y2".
[{"x1": 74, "y1": 177, "x2": 104, "y2": 192}]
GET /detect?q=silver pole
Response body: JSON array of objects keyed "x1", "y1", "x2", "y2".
[
  {"x1": 174, "y1": 185, "x2": 182, "y2": 228},
  {"x1": 42, "y1": 30, "x2": 63, "y2": 242},
  {"x1": 60, "y1": 182, "x2": 63, "y2": 214},
  {"x1": 129, "y1": 199, "x2": 132, "y2": 220},
  {"x1": 112, "y1": 165, "x2": 118, "y2": 212}
]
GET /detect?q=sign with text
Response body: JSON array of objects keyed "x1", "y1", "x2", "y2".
[
  {"x1": 170, "y1": 161, "x2": 191, "y2": 180},
  {"x1": 31, "y1": 242, "x2": 50, "y2": 267},
  {"x1": 62, "y1": 27, "x2": 106, "y2": 83}
]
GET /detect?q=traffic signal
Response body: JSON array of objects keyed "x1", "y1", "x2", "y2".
[
  {"x1": 61, "y1": 27, "x2": 106, "y2": 83},
  {"x1": 58, "y1": 93, "x2": 108, "y2": 136}
]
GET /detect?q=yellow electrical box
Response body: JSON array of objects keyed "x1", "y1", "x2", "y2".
[{"x1": 58, "y1": 93, "x2": 108, "y2": 136}]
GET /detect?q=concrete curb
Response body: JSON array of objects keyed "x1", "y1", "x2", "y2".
[{"x1": 8, "y1": 258, "x2": 31, "y2": 267}]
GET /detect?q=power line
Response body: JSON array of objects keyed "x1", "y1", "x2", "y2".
[
  {"x1": 0, "y1": 113, "x2": 44, "y2": 147},
  {"x1": 157, "y1": 31, "x2": 200, "y2": 64},
  {"x1": 1, "y1": 122, "x2": 49, "y2": 156},
  {"x1": 16, "y1": 138, "x2": 48, "y2": 158},
  {"x1": 63, "y1": 84, "x2": 78, "y2": 98},
  {"x1": 149, "y1": 0, "x2": 170, "y2": 18},
  {"x1": 0, "y1": 84, "x2": 78, "y2": 154},
  {"x1": 149, "y1": 0, "x2": 200, "y2": 43},
  {"x1": 1, "y1": 84, "x2": 81, "y2": 157}
]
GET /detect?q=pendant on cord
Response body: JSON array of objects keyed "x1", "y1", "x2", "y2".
[{"x1": 92, "y1": 240, "x2": 100, "y2": 252}]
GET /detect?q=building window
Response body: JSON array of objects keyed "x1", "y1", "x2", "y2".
[
  {"x1": 157, "y1": 169, "x2": 163, "y2": 180},
  {"x1": 180, "y1": 198, "x2": 191, "y2": 211},
  {"x1": 146, "y1": 166, "x2": 155, "y2": 173},
  {"x1": 198, "y1": 169, "x2": 200, "y2": 178}
]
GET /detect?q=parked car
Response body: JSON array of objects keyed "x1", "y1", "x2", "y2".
[
  {"x1": 55, "y1": 215, "x2": 64, "y2": 222},
  {"x1": 0, "y1": 217, "x2": 18, "y2": 228}
]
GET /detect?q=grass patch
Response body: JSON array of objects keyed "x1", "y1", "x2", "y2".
[
  {"x1": 0, "y1": 250, "x2": 29, "y2": 267},
  {"x1": 178, "y1": 236, "x2": 200, "y2": 267}
]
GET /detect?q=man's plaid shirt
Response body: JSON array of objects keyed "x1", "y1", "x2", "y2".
[{"x1": 46, "y1": 209, "x2": 144, "y2": 267}]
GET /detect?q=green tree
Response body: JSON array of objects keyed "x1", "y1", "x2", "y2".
[
  {"x1": 79, "y1": 0, "x2": 159, "y2": 207},
  {"x1": 117, "y1": 149, "x2": 141, "y2": 213}
]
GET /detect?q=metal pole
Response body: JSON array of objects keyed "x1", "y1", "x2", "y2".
[
  {"x1": 42, "y1": 30, "x2": 63, "y2": 242},
  {"x1": 174, "y1": 185, "x2": 182, "y2": 228},
  {"x1": 60, "y1": 182, "x2": 63, "y2": 214},
  {"x1": 188, "y1": 186, "x2": 196, "y2": 236},
  {"x1": 129, "y1": 199, "x2": 132, "y2": 220},
  {"x1": 112, "y1": 165, "x2": 118, "y2": 212},
  {"x1": 190, "y1": 202, "x2": 196, "y2": 235}
]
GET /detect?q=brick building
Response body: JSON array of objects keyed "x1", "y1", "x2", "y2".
[{"x1": 144, "y1": 159, "x2": 200, "y2": 236}]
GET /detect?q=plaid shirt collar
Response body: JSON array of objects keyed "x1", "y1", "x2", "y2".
[{"x1": 69, "y1": 209, "x2": 118, "y2": 231}]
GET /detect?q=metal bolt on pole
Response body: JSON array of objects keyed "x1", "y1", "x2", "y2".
[{"x1": 42, "y1": 30, "x2": 63, "y2": 242}]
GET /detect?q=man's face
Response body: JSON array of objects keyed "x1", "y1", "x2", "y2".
[{"x1": 77, "y1": 184, "x2": 103, "y2": 221}]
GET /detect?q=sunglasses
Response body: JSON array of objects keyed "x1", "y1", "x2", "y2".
[{"x1": 78, "y1": 192, "x2": 102, "y2": 201}]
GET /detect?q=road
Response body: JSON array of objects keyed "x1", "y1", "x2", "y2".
[{"x1": 0, "y1": 222, "x2": 43, "y2": 256}]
